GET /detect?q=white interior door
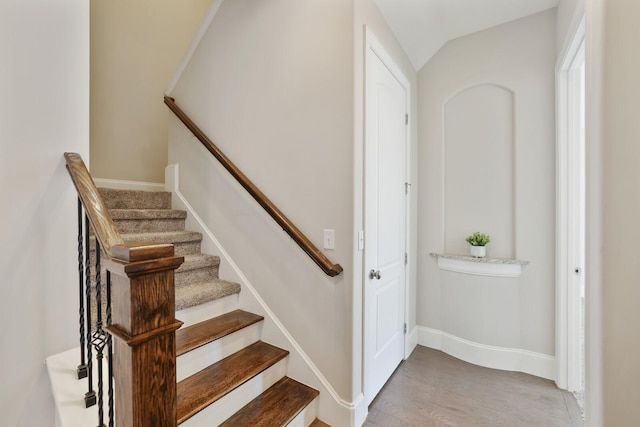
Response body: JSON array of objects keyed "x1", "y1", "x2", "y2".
[{"x1": 364, "y1": 36, "x2": 408, "y2": 406}]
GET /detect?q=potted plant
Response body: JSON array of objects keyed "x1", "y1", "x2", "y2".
[{"x1": 466, "y1": 232, "x2": 490, "y2": 257}]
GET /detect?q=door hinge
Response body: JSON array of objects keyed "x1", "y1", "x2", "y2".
[
  {"x1": 404, "y1": 323, "x2": 407, "y2": 334},
  {"x1": 405, "y1": 113, "x2": 409, "y2": 125},
  {"x1": 405, "y1": 253, "x2": 408, "y2": 265},
  {"x1": 405, "y1": 182, "x2": 411, "y2": 194}
]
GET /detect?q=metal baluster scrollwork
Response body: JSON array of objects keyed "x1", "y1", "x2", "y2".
[
  {"x1": 77, "y1": 199, "x2": 87, "y2": 380},
  {"x1": 106, "y1": 270, "x2": 114, "y2": 427},
  {"x1": 92, "y1": 239, "x2": 107, "y2": 427},
  {"x1": 84, "y1": 215, "x2": 96, "y2": 407}
]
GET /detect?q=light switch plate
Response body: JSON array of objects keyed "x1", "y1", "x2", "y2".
[{"x1": 323, "y1": 229, "x2": 335, "y2": 250}]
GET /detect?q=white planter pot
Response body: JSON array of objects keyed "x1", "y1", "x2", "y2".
[{"x1": 469, "y1": 245, "x2": 486, "y2": 258}]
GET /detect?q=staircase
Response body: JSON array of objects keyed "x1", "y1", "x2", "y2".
[{"x1": 98, "y1": 187, "x2": 330, "y2": 427}]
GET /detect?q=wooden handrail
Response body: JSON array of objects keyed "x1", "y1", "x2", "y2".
[
  {"x1": 64, "y1": 152, "x2": 125, "y2": 257},
  {"x1": 164, "y1": 96, "x2": 343, "y2": 277}
]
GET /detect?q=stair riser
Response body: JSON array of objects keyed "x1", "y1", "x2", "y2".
[
  {"x1": 176, "y1": 294, "x2": 240, "y2": 328},
  {"x1": 177, "y1": 322, "x2": 262, "y2": 382},
  {"x1": 288, "y1": 398, "x2": 319, "y2": 427},
  {"x1": 173, "y1": 241, "x2": 202, "y2": 256},
  {"x1": 113, "y1": 218, "x2": 186, "y2": 234},
  {"x1": 98, "y1": 188, "x2": 171, "y2": 210},
  {"x1": 180, "y1": 359, "x2": 288, "y2": 427},
  {"x1": 176, "y1": 267, "x2": 219, "y2": 286}
]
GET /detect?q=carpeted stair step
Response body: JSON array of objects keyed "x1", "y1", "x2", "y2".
[
  {"x1": 121, "y1": 230, "x2": 203, "y2": 256},
  {"x1": 89, "y1": 230, "x2": 204, "y2": 257},
  {"x1": 110, "y1": 208, "x2": 187, "y2": 233},
  {"x1": 175, "y1": 254, "x2": 220, "y2": 285},
  {"x1": 98, "y1": 188, "x2": 171, "y2": 209},
  {"x1": 177, "y1": 341, "x2": 289, "y2": 424},
  {"x1": 87, "y1": 253, "x2": 219, "y2": 284},
  {"x1": 86, "y1": 275, "x2": 240, "y2": 327},
  {"x1": 176, "y1": 279, "x2": 241, "y2": 311},
  {"x1": 219, "y1": 377, "x2": 320, "y2": 427},
  {"x1": 176, "y1": 310, "x2": 264, "y2": 356}
]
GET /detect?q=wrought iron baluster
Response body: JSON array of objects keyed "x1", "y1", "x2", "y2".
[
  {"x1": 84, "y1": 215, "x2": 96, "y2": 408},
  {"x1": 106, "y1": 270, "x2": 114, "y2": 427},
  {"x1": 92, "y1": 241, "x2": 107, "y2": 427},
  {"x1": 77, "y1": 198, "x2": 87, "y2": 380}
]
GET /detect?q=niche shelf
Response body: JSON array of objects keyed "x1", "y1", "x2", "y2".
[{"x1": 430, "y1": 253, "x2": 528, "y2": 278}]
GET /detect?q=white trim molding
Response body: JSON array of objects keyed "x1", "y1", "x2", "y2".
[
  {"x1": 93, "y1": 177, "x2": 165, "y2": 192},
  {"x1": 417, "y1": 326, "x2": 556, "y2": 381},
  {"x1": 555, "y1": 15, "x2": 586, "y2": 394},
  {"x1": 406, "y1": 326, "x2": 418, "y2": 358}
]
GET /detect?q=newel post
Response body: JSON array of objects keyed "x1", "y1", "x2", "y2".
[{"x1": 104, "y1": 242, "x2": 184, "y2": 427}]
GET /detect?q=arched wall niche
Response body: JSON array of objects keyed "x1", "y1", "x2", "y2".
[{"x1": 442, "y1": 83, "x2": 515, "y2": 258}]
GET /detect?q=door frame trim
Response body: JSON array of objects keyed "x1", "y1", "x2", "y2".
[
  {"x1": 555, "y1": 15, "x2": 585, "y2": 392},
  {"x1": 362, "y1": 26, "x2": 412, "y2": 405}
]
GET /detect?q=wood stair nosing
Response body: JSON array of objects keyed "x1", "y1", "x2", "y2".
[
  {"x1": 309, "y1": 419, "x2": 332, "y2": 427},
  {"x1": 219, "y1": 376, "x2": 319, "y2": 427},
  {"x1": 176, "y1": 341, "x2": 289, "y2": 424},
  {"x1": 176, "y1": 309, "x2": 264, "y2": 356}
]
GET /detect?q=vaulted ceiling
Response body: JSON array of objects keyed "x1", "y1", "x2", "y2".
[{"x1": 373, "y1": 0, "x2": 560, "y2": 70}]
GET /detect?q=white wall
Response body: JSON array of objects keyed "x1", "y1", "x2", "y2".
[
  {"x1": 90, "y1": 0, "x2": 212, "y2": 183},
  {"x1": 0, "y1": 1, "x2": 89, "y2": 426},
  {"x1": 599, "y1": 0, "x2": 640, "y2": 423},
  {"x1": 417, "y1": 10, "x2": 557, "y2": 357},
  {"x1": 168, "y1": 0, "x2": 356, "y2": 400},
  {"x1": 557, "y1": 0, "x2": 585, "y2": 58}
]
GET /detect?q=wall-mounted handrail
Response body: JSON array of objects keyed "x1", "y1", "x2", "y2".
[
  {"x1": 64, "y1": 152, "x2": 125, "y2": 257},
  {"x1": 164, "y1": 96, "x2": 343, "y2": 277}
]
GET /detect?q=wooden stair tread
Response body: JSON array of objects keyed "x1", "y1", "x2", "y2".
[
  {"x1": 219, "y1": 377, "x2": 319, "y2": 427},
  {"x1": 177, "y1": 341, "x2": 288, "y2": 424},
  {"x1": 176, "y1": 309, "x2": 264, "y2": 356},
  {"x1": 310, "y1": 419, "x2": 332, "y2": 427}
]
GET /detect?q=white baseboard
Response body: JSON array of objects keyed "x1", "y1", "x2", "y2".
[
  {"x1": 352, "y1": 394, "x2": 368, "y2": 427},
  {"x1": 166, "y1": 164, "x2": 361, "y2": 426},
  {"x1": 406, "y1": 326, "x2": 418, "y2": 359},
  {"x1": 93, "y1": 177, "x2": 165, "y2": 192},
  {"x1": 417, "y1": 326, "x2": 556, "y2": 381}
]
